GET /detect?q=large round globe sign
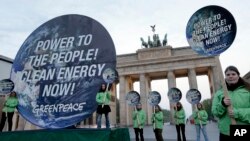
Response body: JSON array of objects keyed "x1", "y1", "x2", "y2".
[
  {"x1": 167, "y1": 87, "x2": 182, "y2": 103},
  {"x1": 186, "y1": 5, "x2": 237, "y2": 56},
  {"x1": 10, "y1": 14, "x2": 116, "y2": 128},
  {"x1": 186, "y1": 89, "x2": 201, "y2": 104}
]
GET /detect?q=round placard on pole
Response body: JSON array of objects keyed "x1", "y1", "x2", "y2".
[
  {"x1": 102, "y1": 68, "x2": 118, "y2": 84},
  {"x1": 148, "y1": 91, "x2": 161, "y2": 106},
  {"x1": 167, "y1": 87, "x2": 182, "y2": 103},
  {"x1": 0, "y1": 79, "x2": 14, "y2": 95},
  {"x1": 186, "y1": 5, "x2": 236, "y2": 56},
  {"x1": 126, "y1": 91, "x2": 140, "y2": 106},
  {"x1": 186, "y1": 5, "x2": 237, "y2": 124},
  {"x1": 186, "y1": 89, "x2": 201, "y2": 104}
]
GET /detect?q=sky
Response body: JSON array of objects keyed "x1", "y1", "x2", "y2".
[{"x1": 0, "y1": 0, "x2": 249, "y2": 117}]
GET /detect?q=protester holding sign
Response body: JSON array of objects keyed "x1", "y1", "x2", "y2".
[
  {"x1": 96, "y1": 83, "x2": 111, "y2": 129},
  {"x1": 186, "y1": 89, "x2": 208, "y2": 141},
  {"x1": 192, "y1": 103, "x2": 209, "y2": 141},
  {"x1": 151, "y1": 105, "x2": 164, "y2": 141},
  {"x1": 0, "y1": 91, "x2": 18, "y2": 132},
  {"x1": 174, "y1": 102, "x2": 186, "y2": 141},
  {"x1": 133, "y1": 103, "x2": 146, "y2": 141},
  {"x1": 212, "y1": 66, "x2": 250, "y2": 140}
]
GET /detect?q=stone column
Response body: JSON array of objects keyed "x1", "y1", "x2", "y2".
[
  {"x1": 119, "y1": 75, "x2": 127, "y2": 126},
  {"x1": 139, "y1": 73, "x2": 151, "y2": 125},
  {"x1": 167, "y1": 70, "x2": 176, "y2": 124},
  {"x1": 119, "y1": 75, "x2": 134, "y2": 126},
  {"x1": 127, "y1": 77, "x2": 134, "y2": 126},
  {"x1": 146, "y1": 79, "x2": 152, "y2": 125},
  {"x1": 111, "y1": 83, "x2": 117, "y2": 126},
  {"x1": 208, "y1": 67, "x2": 218, "y2": 99},
  {"x1": 211, "y1": 66, "x2": 221, "y2": 97},
  {"x1": 188, "y1": 68, "x2": 198, "y2": 112},
  {"x1": 214, "y1": 56, "x2": 226, "y2": 92}
]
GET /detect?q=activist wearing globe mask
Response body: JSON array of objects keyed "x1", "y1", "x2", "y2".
[{"x1": 212, "y1": 65, "x2": 250, "y2": 141}]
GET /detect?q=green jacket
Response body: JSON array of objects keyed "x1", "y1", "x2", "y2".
[
  {"x1": 133, "y1": 109, "x2": 146, "y2": 128},
  {"x1": 96, "y1": 92, "x2": 111, "y2": 105},
  {"x1": 193, "y1": 109, "x2": 208, "y2": 125},
  {"x1": 2, "y1": 97, "x2": 18, "y2": 113},
  {"x1": 174, "y1": 108, "x2": 186, "y2": 125},
  {"x1": 212, "y1": 86, "x2": 250, "y2": 135},
  {"x1": 151, "y1": 111, "x2": 164, "y2": 129}
]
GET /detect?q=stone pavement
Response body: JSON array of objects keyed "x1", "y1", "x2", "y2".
[{"x1": 128, "y1": 122, "x2": 219, "y2": 141}]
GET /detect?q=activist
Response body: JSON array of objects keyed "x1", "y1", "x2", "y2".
[
  {"x1": 212, "y1": 65, "x2": 250, "y2": 140},
  {"x1": 192, "y1": 103, "x2": 209, "y2": 141},
  {"x1": 133, "y1": 103, "x2": 146, "y2": 141},
  {"x1": 0, "y1": 91, "x2": 18, "y2": 132},
  {"x1": 96, "y1": 83, "x2": 111, "y2": 128},
  {"x1": 174, "y1": 101, "x2": 187, "y2": 141},
  {"x1": 151, "y1": 105, "x2": 164, "y2": 141}
]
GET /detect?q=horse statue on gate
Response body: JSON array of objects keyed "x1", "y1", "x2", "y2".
[
  {"x1": 148, "y1": 36, "x2": 153, "y2": 48},
  {"x1": 140, "y1": 37, "x2": 148, "y2": 48},
  {"x1": 162, "y1": 33, "x2": 168, "y2": 46}
]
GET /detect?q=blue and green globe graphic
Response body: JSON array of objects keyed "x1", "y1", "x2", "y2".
[
  {"x1": 186, "y1": 5, "x2": 237, "y2": 56},
  {"x1": 10, "y1": 14, "x2": 116, "y2": 128}
]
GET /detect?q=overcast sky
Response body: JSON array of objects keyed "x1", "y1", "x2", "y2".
[{"x1": 1, "y1": 0, "x2": 249, "y2": 116}]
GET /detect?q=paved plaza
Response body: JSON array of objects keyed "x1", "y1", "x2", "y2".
[{"x1": 128, "y1": 122, "x2": 219, "y2": 141}]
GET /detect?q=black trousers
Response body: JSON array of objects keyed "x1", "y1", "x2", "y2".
[
  {"x1": 220, "y1": 133, "x2": 230, "y2": 141},
  {"x1": 0, "y1": 112, "x2": 14, "y2": 131},
  {"x1": 176, "y1": 124, "x2": 186, "y2": 141},
  {"x1": 134, "y1": 128, "x2": 144, "y2": 141},
  {"x1": 154, "y1": 128, "x2": 164, "y2": 141}
]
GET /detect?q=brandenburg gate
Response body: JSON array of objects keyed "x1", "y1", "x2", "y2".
[
  {"x1": 116, "y1": 45, "x2": 222, "y2": 125},
  {"x1": 1, "y1": 45, "x2": 223, "y2": 130}
]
